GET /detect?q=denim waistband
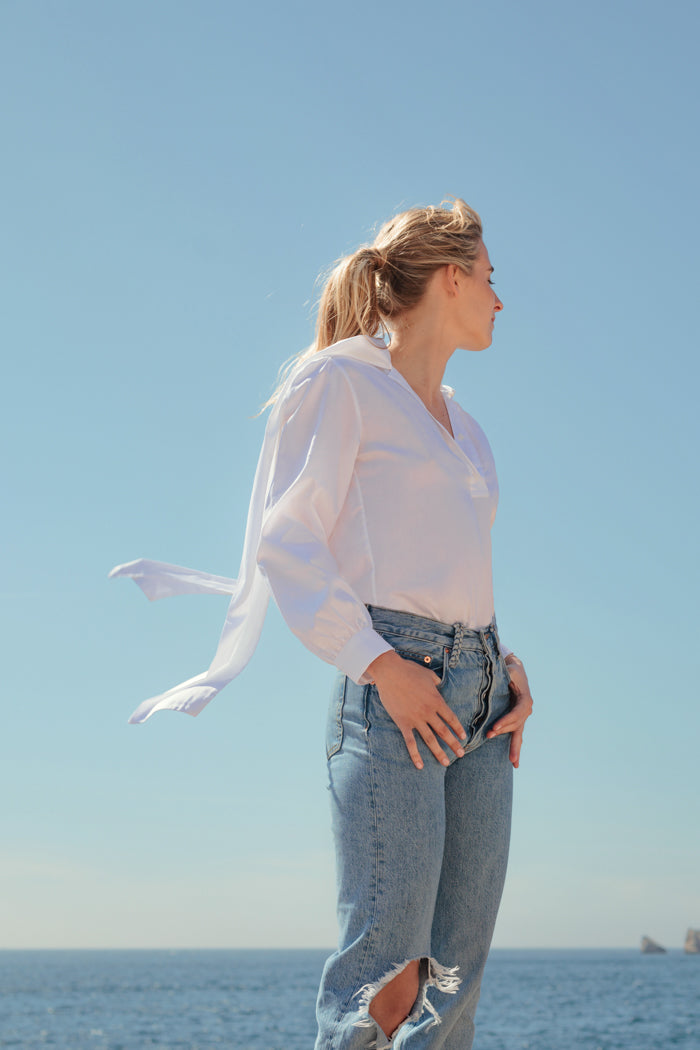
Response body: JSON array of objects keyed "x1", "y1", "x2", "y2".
[{"x1": 366, "y1": 605, "x2": 500, "y2": 669}]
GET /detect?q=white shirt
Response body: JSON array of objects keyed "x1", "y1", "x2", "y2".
[{"x1": 111, "y1": 336, "x2": 506, "y2": 723}]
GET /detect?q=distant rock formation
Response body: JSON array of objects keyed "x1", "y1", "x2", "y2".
[
  {"x1": 684, "y1": 929, "x2": 700, "y2": 954},
  {"x1": 641, "y1": 936, "x2": 667, "y2": 954}
]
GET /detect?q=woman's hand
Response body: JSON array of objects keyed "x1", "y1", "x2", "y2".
[
  {"x1": 366, "y1": 650, "x2": 467, "y2": 770},
  {"x1": 486, "y1": 654, "x2": 533, "y2": 768}
]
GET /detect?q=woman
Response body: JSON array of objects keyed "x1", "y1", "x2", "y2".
[{"x1": 111, "y1": 198, "x2": 533, "y2": 1049}]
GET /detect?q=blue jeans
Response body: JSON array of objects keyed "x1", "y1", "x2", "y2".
[{"x1": 315, "y1": 607, "x2": 514, "y2": 1049}]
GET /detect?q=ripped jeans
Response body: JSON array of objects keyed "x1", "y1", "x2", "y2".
[{"x1": 315, "y1": 607, "x2": 514, "y2": 1050}]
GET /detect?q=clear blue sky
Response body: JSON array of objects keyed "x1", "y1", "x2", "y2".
[{"x1": 2, "y1": 0, "x2": 698, "y2": 949}]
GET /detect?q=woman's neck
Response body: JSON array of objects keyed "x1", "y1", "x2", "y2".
[
  {"x1": 388, "y1": 317, "x2": 456, "y2": 411},
  {"x1": 388, "y1": 332, "x2": 456, "y2": 436},
  {"x1": 384, "y1": 266, "x2": 463, "y2": 430}
]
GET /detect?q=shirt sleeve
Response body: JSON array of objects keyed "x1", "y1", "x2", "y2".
[{"x1": 256, "y1": 358, "x2": 393, "y2": 683}]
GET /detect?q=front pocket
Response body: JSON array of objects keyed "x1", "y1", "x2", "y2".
[
  {"x1": 397, "y1": 643, "x2": 449, "y2": 688},
  {"x1": 374, "y1": 630, "x2": 449, "y2": 688}
]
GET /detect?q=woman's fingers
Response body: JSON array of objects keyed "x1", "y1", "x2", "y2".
[
  {"x1": 401, "y1": 717, "x2": 465, "y2": 770},
  {"x1": 368, "y1": 651, "x2": 534, "y2": 770},
  {"x1": 417, "y1": 725, "x2": 451, "y2": 768},
  {"x1": 487, "y1": 707, "x2": 530, "y2": 739},
  {"x1": 436, "y1": 697, "x2": 468, "y2": 742},
  {"x1": 370, "y1": 653, "x2": 469, "y2": 770},
  {"x1": 509, "y1": 727, "x2": 523, "y2": 768},
  {"x1": 397, "y1": 657, "x2": 533, "y2": 771},
  {"x1": 487, "y1": 709, "x2": 523, "y2": 737},
  {"x1": 486, "y1": 678, "x2": 533, "y2": 767},
  {"x1": 416, "y1": 695, "x2": 467, "y2": 762},
  {"x1": 401, "y1": 729, "x2": 425, "y2": 771},
  {"x1": 430, "y1": 716, "x2": 466, "y2": 757}
]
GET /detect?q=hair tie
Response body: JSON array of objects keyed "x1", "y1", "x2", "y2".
[{"x1": 370, "y1": 247, "x2": 387, "y2": 271}]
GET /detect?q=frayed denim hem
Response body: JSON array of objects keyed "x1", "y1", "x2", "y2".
[{"x1": 353, "y1": 956, "x2": 461, "y2": 1048}]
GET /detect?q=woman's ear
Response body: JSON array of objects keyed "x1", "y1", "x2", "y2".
[{"x1": 443, "y1": 264, "x2": 462, "y2": 298}]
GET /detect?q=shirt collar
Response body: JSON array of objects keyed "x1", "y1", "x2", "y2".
[
  {"x1": 321, "y1": 335, "x2": 393, "y2": 373},
  {"x1": 320, "y1": 334, "x2": 455, "y2": 398}
]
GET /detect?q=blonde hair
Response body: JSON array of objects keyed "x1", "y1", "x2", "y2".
[{"x1": 265, "y1": 198, "x2": 483, "y2": 406}]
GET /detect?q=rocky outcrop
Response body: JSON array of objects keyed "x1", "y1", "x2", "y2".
[
  {"x1": 641, "y1": 936, "x2": 666, "y2": 954},
  {"x1": 684, "y1": 929, "x2": 700, "y2": 954}
]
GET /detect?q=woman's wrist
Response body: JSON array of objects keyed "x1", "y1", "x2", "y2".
[{"x1": 366, "y1": 649, "x2": 403, "y2": 685}]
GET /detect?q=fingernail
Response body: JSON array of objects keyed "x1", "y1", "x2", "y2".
[{"x1": 457, "y1": 748, "x2": 465, "y2": 757}]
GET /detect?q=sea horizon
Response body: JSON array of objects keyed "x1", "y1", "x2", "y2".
[
  {"x1": 2, "y1": 946, "x2": 697, "y2": 1048},
  {"x1": 0, "y1": 944, "x2": 691, "y2": 952}
]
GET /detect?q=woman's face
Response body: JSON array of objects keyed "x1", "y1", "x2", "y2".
[{"x1": 454, "y1": 241, "x2": 503, "y2": 352}]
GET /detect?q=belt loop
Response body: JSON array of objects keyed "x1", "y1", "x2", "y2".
[{"x1": 449, "y1": 623, "x2": 465, "y2": 668}]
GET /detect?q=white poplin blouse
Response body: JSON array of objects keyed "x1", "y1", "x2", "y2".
[{"x1": 111, "y1": 336, "x2": 508, "y2": 724}]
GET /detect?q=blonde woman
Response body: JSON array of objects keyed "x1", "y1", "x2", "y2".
[{"x1": 112, "y1": 199, "x2": 534, "y2": 1049}]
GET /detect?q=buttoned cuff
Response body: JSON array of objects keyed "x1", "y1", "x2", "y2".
[{"x1": 336, "y1": 626, "x2": 395, "y2": 685}]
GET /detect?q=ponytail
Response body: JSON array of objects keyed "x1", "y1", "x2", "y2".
[{"x1": 314, "y1": 246, "x2": 386, "y2": 353}]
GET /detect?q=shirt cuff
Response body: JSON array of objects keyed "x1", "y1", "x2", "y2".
[{"x1": 336, "y1": 626, "x2": 395, "y2": 685}]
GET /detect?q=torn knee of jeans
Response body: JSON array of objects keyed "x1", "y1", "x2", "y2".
[{"x1": 353, "y1": 956, "x2": 461, "y2": 1047}]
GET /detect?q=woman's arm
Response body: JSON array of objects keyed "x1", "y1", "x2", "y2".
[{"x1": 257, "y1": 357, "x2": 393, "y2": 681}]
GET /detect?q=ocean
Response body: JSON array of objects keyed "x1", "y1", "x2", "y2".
[{"x1": 0, "y1": 948, "x2": 697, "y2": 1049}]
